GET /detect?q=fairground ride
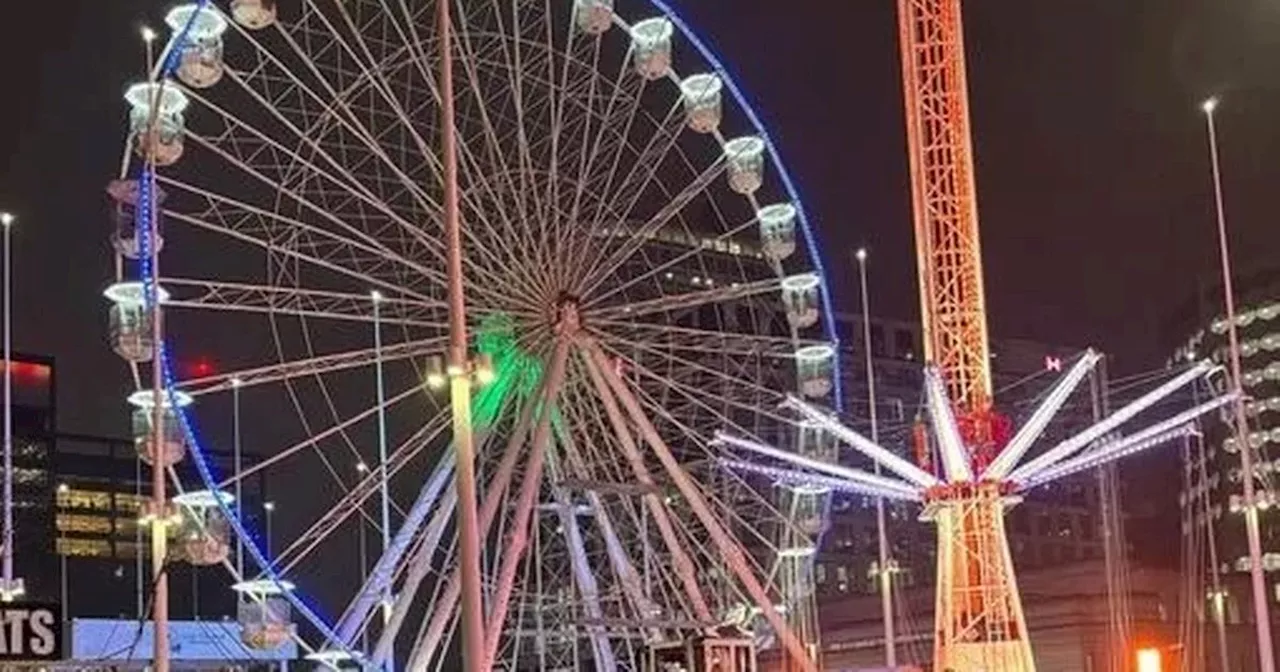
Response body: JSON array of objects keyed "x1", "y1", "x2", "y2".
[
  {"x1": 105, "y1": 0, "x2": 847, "y2": 670},
  {"x1": 718, "y1": 1, "x2": 1238, "y2": 671}
]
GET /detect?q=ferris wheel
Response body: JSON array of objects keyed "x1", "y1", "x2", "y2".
[{"x1": 106, "y1": 0, "x2": 845, "y2": 669}]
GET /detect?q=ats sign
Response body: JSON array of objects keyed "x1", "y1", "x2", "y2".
[{"x1": 0, "y1": 603, "x2": 61, "y2": 661}]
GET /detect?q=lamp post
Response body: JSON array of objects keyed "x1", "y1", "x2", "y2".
[
  {"x1": 57, "y1": 483, "x2": 68, "y2": 612},
  {"x1": 371, "y1": 291, "x2": 392, "y2": 637},
  {"x1": 1201, "y1": 96, "x2": 1276, "y2": 672},
  {"x1": 232, "y1": 377, "x2": 243, "y2": 581},
  {"x1": 264, "y1": 501, "x2": 275, "y2": 558},
  {"x1": 855, "y1": 247, "x2": 895, "y2": 667},
  {"x1": 437, "y1": 0, "x2": 486, "y2": 666},
  {"x1": 0, "y1": 211, "x2": 21, "y2": 603},
  {"x1": 356, "y1": 461, "x2": 371, "y2": 654}
]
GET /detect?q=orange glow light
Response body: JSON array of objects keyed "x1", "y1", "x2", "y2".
[{"x1": 1137, "y1": 648, "x2": 1162, "y2": 672}]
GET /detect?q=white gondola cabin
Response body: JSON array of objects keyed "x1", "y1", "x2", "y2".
[
  {"x1": 230, "y1": 0, "x2": 277, "y2": 29},
  {"x1": 680, "y1": 73, "x2": 723, "y2": 134},
  {"x1": 724, "y1": 137, "x2": 765, "y2": 195},
  {"x1": 125, "y1": 82, "x2": 190, "y2": 167},
  {"x1": 233, "y1": 579, "x2": 296, "y2": 650},
  {"x1": 574, "y1": 0, "x2": 613, "y2": 35},
  {"x1": 173, "y1": 490, "x2": 233, "y2": 566},
  {"x1": 756, "y1": 203, "x2": 797, "y2": 261},
  {"x1": 104, "y1": 281, "x2": 169, "y2": 363},
  {"x1": 127, "y1": 388, "x2": 193, "y2": 467},
  {"x1": 107, "y1": 179, "x2": 165, "y2": 260},
  {"x1": 780, "y1": 273, "x2": 821, "y2": 329},
  {"x1": 631, "y1": 18, "x2": 674, "y2": 80},
  {"x1": 794, "y1": 344, "x2": 834, "y2": 399},
  {"x1": 166, "y1": 4, "x2": 229, "y2": 89}
]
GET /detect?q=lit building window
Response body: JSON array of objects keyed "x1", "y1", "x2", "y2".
[
  {"x1": 58, "y1": 488, "x2": 113, "y2": 511},
  {"x1": 56, "y1": 513, "x2": 114, "y2": 535},
  {"x1": 56, "y1": 538, "x2": 112, "y2": 558}
]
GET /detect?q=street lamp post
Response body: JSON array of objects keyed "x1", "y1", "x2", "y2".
[
  {"x1": 437, "y1": 0, "x2": 486, "y2": 667},
  {"x1": 0, "y1": 211, "x2": 22, "y2": 603},
  {"x1": 371, "y1": 291, "x2": 392, "y2": 637},
  {"x1": 1202, "y1": 96, "x2": 1276, "y2": 672},
  {"x1": 356, "y1": 461, "x2": 371, "y2": 654},
  {"x1": 232, "y1": 377, "x2": 244, "y2": 581},
  {"x1": 264, "y1": 501, "x2": 275, "y2": 558},
  {"x1": 856, "y1": 248, "x2": 895, "y2": 667}
]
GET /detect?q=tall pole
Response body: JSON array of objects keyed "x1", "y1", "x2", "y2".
[
  {"x1": 357, "y1": 461, "x2": 371, "y2": 654},
  {"x1": 1203, "y1": 96, "x2": 1275, "y2": 672},
  {"x1": 264, "y1": 501, "x2": 275, "y2": 557},
  {"x1": 372, "y1": 292, "x2": 393, "y2": 648},
  {"x1": 138, "y1": 26, "x2": 172, "y2": 672},
  {"x1": 438, "y1": 0, "x2": 486, "y2": 667},
  {"x1": 0, "y1": 211, "x2": 17, "y2": 603},
  {"x1": 856, "y1": 248, "x2": 895, "y2": 667},
  {"x1": 57, "y1": 485, "x2": 67, "y2": 612},
  {"x1": 232, "y1": 377, "x2": 243, "y2": 582}
]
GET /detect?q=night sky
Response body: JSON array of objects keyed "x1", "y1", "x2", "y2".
[
  {"x1": 0, "y1": 0, "x2": 1270, "y2": 644},
  {"x1": 1, "y1": 0, "x2": 1277, "y2": 437}
]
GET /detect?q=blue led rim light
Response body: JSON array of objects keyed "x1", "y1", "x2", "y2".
[
  {"x1": 646, "y1": 0, "x2": 845, "y2": 413},
  {"x1": 131, "y1": 0, "x2": 345, "y2": 652},
  {"x1": 646, "y1": 0, "x2": 845, "y2": 615}
]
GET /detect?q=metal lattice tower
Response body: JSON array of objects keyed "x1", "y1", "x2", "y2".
[{"x1": 895, "y1": 0, "x2": 1029, "y2": 668}]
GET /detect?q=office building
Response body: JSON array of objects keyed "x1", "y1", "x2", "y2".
[
  {"x1": 1173, "y1": 267, "x2": 1280, "y2": 668},
  {"x1": 0, "y1": 352, "x2": 268, "y2": 624}
]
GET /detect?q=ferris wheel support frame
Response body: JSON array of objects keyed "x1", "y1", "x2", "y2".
[
  {"x1": 579, "y1": 344, "x2": 714, "y2": 624},
  {"x1": 552, "y1": 422, "x2": 662, "y2": 627},
  {"x1": 584, "y1": 340, "x2": 815, "y2": 672},
  {"x1": 407, "y1": 378, "x2": 556, "y2": 671},
  {"x1": 482, "y1": 337, "x2": 573, "y2": 669}
]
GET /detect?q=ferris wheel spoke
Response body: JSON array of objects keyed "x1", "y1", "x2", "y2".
[
  {"x1": 538, "y1": 11, "x2": 605, "y2": 271},
  {"x1": 578, "y1": 158, "x2": 727, "y2": 299},
  {"x1": 158, "y1": 152, "x2": 449, "y2": 292},
  {"x1": 576, "y1": 345, "x2": 715, "y2": 623},
  {"x1": 602, "y1": 338, "x2": 789, "y2": 412},
  {"x1": 348, "y1": 0, "x2": 570, "y2": 305},
  {"x1": 562, "y1": 55, "x2": 644, "y2": 275},
  {"x1": 217, "y1": 48, "x2": 445, "y2": 246},
  {"x1": 594, "y1": 320, "x2": 815, "y2": 358},
  {"x1": 159, "y1": 199, "x2": 446, "y2": 306},
  {"x1": 588, "y1": 276, "x2": 784, "y2": 320},
  {"x1": 274, "y1": 412, "x2": 450, "y2": 574},
  {"x1": 214, "y1": 379, "x2": 431, "y2": 492},
  {"x1": 182, "y1": 86, "x2": 450, "y2": 269},
  {"x1": 586, "y1": 214, "x2": 761, "y2": 308},
  {"x1": 159, "y1": 277, "x2": 446, "y2": 328},
  {"x1": 445, "y1": 31, "x2": 563, "y2": 301},
  {"x1": 552, "y1": 393, "x2": 677, "y2": 628},
  {"x1": 577, "y1": 101, "x2": 684, "y2": 272},
  {"x1": 621, "y1": 376, "x2": 789, "y2": 560},
  {"x1": 179, "y1": 337, "x2": 446, "y2": 396},
  {"x1": 262, "y1": 4, "x2": 529, "y2": 292},
  {"x1": 322, "y1": 0, "x2": 531, "y2": 287}
]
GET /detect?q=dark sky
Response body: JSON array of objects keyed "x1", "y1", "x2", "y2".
[{"x1": 1, "y1": 0, "x2": 1278, "y2": 438}]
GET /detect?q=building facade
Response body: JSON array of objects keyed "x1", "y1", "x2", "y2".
[
  {"x1": 0, "y1": 353, "x2": 268, "y2": 625},
  {"x1": 1174, "y1": 267, "x2": 1280, "y2": 669}
]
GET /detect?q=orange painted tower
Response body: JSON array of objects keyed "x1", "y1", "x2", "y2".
[{"x1": 895, "y1": 0, "x2": 1035, "y2": 669}]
